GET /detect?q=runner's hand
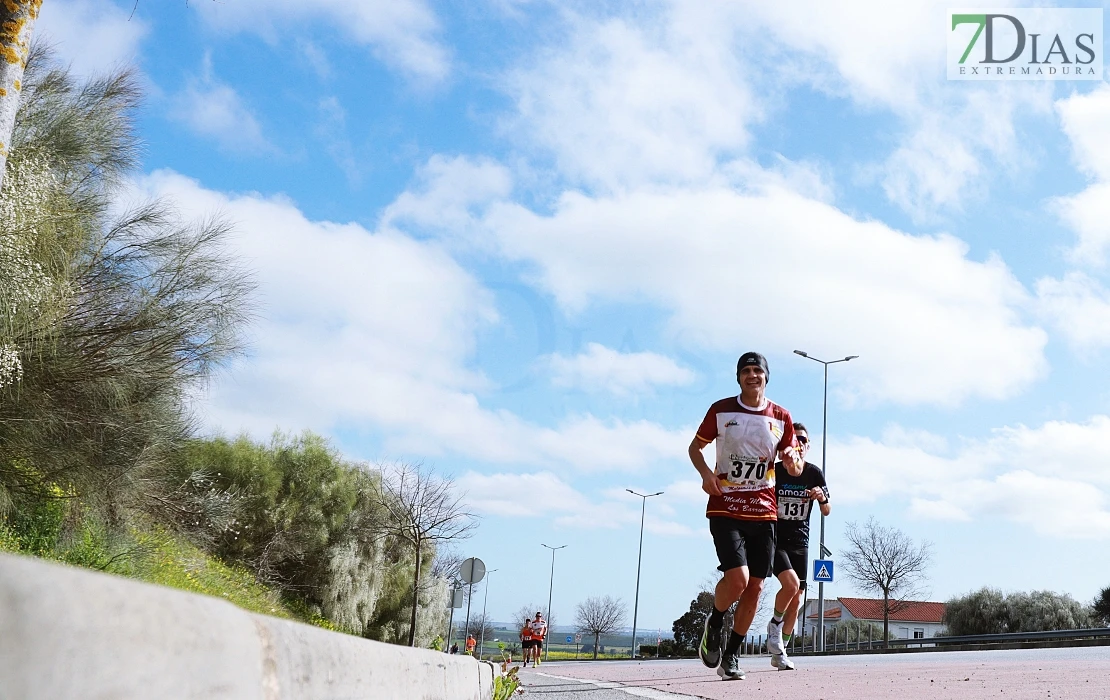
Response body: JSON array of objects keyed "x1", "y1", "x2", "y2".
[
  {"x1": 782, "y1": 446, "x2": 803, "y2": 471},
  {"x1": 808, "y1": 487, "x2": 824, "y2": 501},
  {"x1": 701, "y1": 472, "x2": 723, "y2": 496}
]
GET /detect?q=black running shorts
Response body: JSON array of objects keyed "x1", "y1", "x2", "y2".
[
  {"x1": 772, "y1": 545, "x2": 808, "y2": 591},
  {"x1": 521, "y1": 640, "x2": 534, "y2": 649},
  {"x1": 533, "y1": 639, "x2": 544, "y2": 650},
  {"x1": 709, "y1": 517, "x2": 775, "y2": 578}
]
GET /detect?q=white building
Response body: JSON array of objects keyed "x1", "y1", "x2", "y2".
[{"x1": 804, "y1": 597, "x2": 947, "y2": 640}]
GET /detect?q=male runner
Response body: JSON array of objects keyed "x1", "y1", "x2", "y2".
[
  {"x1": 529, "y1": 612, "x2": 548, "y2": 665},
  {"x1": 766, "y1": 422, "x2": 830, "y2": 670},
  {"x1": 520, "y1": 617, "x2": 534, "y2": 666},
  {"x1": 689, "y1": 352, "x2": 801, "y2": 681}
]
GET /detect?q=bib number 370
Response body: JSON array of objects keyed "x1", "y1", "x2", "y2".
[{"x1": 728, "y1": 456, "x2": 768, "y2": 482}]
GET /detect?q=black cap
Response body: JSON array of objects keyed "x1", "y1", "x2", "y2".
[{"x1": 736, "y1": 352, "x2": 769, "y2": 384}]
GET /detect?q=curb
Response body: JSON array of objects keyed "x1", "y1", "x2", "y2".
[{"x1": 0, "y1": 552, "x2": 493, "y2": 699}]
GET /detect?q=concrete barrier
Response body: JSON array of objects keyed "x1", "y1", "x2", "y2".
[{"x1": 0, "y1": 552, "x2": 495, "y2": 699}]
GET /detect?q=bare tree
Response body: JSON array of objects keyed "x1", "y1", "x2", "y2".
[
  {"x1": 372, "y1": 461, "x2": 477, "y2": 646},
  {"x1": 840, "y1": 518, "x2": 932, "y2": 647},
  {"x1": 432, "y1": 546, "x2": 466, "y2": 583},
  {"x1": 513, "y1": 603, "x2": 557, "y2": 633},
  {"x1": 464, "y1": 611, "x2": 496, "y2": 644},
  {"x1": 575, "y1": 595, "x2": 627, "y2": 659}
]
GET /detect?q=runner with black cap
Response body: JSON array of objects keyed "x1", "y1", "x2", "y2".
[{"x1": 688, "y1": 352, "x2": 801, "y2": 681}]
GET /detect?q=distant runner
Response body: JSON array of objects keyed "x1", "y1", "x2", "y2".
[
  {"x1": 521, "y1": 618, "x2": 535, "y2": 666},
  {"x1": 529, "y1": 612, "x2": 549, "y2": 666},
  {"x1": 767, "y1": 421, "x2": 830, "y2": 670},
  {"x1": 689, "y1": 352, "x2": 801, "y2": 681}
]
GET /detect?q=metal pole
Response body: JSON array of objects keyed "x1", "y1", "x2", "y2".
[
  {"x1": 801, "y1": 586, "x2": 809, "y2": 653},
  {"x1": 464, "y1": 582, "x2": 474, "y2": 654},
  {"x1": 633, "y1": 496, "x2": 645, "y2": 658},
  {"x1": 818, "y1": 361, "x2": 827, "y2": 652},
  {"x1": 479, "y1": 569, "x2": 497, "y2": 660},
  {"x1": 626, "y1": 489, "x2": 662, "y2": 659},
  {"x1": 542, "y1": 544, "x2": 566, "y2": 661},
  {"x1": 446, "y1": 588, "x2": 456, "y2": 654},
  {"x1": 794, "y1": 350, "x2": 856, "y2": 653}
]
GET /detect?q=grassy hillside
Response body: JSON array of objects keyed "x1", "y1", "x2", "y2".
[{"x1": 0, "y1": 497, "x2": 323, "y2": 626}]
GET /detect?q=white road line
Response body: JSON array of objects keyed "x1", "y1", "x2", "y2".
[{"x1": 532, "y1": 671, "x2": 700, "y2": 700}]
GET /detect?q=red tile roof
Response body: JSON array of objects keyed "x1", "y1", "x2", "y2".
[
  {"x1": 834, "y1": 597, "x2": 946, "y2": 624},
  {"x1": 807, "y1": 607, "x2": 841, "y2": 620}
]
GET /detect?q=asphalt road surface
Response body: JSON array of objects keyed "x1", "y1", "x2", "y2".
[{"x1": 518, "y1": 647, "x2": 1110, "y2": 699}]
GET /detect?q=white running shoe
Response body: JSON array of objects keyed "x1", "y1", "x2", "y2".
[
  {"x1": 766, "y1": 619, "x2": 785, "y2": 655},
  {"x1": 771, "y1": 651, "x2": 796, "y2": 671}
]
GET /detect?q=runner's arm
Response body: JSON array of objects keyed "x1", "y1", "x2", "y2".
[
  {"x1": 808, "y1": 486, "x2": 831, "y2": 516},
  {"x1": 689, "y1": 436, "x2": 722, "y2": 496}
]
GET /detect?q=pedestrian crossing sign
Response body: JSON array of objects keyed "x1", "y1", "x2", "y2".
[{"x1": 813, "y1": 559, "x2": 834, "y2": 582}]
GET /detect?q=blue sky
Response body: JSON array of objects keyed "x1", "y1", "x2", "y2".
[{"x1": 40, "y1": 0, "x2": 1110, "y2": 633}]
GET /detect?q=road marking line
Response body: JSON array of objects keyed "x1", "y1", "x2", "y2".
[{"x1": 533, "y1": 671, "x2": 699, "y2": 700}]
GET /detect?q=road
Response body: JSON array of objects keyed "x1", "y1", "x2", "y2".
[{"x1": 518, "y1": 647, "x2": 1110, "y2": 699}]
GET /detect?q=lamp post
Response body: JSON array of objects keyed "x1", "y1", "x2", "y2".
[
  {"x1": 478, "y1": 568, "x2": 498, "y2": 660},
  {"x1": 626, "y1": 489, "x2": 663, "y2": 659},
  {"x1": 793, "y1": 349, "x2": 858, "y2": 652},
  {"x1": 541, "y1": 543, "x2": 566, "y2": 661}
]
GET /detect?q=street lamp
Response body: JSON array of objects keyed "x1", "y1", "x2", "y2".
[
  {"x1": 626, "y1": 489, "x2": 663, "y2": 659},
  {"x1": 478, "y1": 568, "x2": 498, "y2": 660},
  {"x1": 793, "y1": 349, "x2": 858, "y2": 652},
  {"x1": 541, "y1": 543, "x2": 567, "y2": 661}
]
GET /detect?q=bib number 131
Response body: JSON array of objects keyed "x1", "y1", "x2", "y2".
[{"x1": 779, "y1": 499, "x2": 810, "y2": 519}]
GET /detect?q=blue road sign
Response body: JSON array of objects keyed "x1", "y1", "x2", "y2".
[
  {"x1": 565, "y1": 635, "x2": 573, "y2": 644},
  {"x1": 813, "y1": 559, "x2": 834, "y2": 583}
]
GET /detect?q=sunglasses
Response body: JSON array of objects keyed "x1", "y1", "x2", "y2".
[{"x1": 797, "y1": 435, "x2": 809, "y2": 445}]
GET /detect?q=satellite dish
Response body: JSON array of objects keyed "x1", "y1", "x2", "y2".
[{"x1": 459, "y1": 557, "x2": 486, "y2": 584}]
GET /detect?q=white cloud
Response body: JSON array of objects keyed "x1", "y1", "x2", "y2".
[
  {"x1": 316, "y1": 97, "x2": 360, "y2": 185},
  {"x1": 1035, "y1": 272, "x2": 1110, "y2": 352},
  {"x1": 1052, "y1": 183, "x2": 1110, "y2": 267},
  {"x1": 737, "y1": 1, "x2": 1048, "y2": 219},
  {"x1": 505, "y1": 1, "x2": 1048, "y2": 217},
  {"x1": 460, "y1": 472, "x2": 700, "y2": 535},
  {"x1": 504, "y1": 8, "x2": 757, "y2": 191},
  {"x1": 191, "y1": 0, "x2": 448, "y2": 81},
  {"x1": 457, "y1": 471, "x2": 590, "y2": 518},
  {"x1": 137, "y1": 171, "x2": 690, "y2": 473},
  {"x1": 477, "y1": 182, "x2": 1045, "y2": 407},
  {"x1": 1053, "y1": 86, "x2": 1110, "y2": 266},
  {"x1": 36, "y1": 0, "x2": 148, "y2": 77},
  {"x1": 834, "y1": 416, "x2": 1110, "y2": 539},
  {"x1": 298, "y1": 40, "x2": 333, "y2": 81},
  {"x1": 1056, "y1": 84, "x2": 1110, "y2": 182},
  {"x1": 383, "y1": 155, "x2": 513, "y2": 239},
  {"x1": 546, "y1": 343, "x2": 694, "y2": 396},
  {"x1": 169, "y1": 55, "x2": 272, "y2": 154},
  {"x1": 879, "y1": 86, "x2": 1047, "y2": 220}
]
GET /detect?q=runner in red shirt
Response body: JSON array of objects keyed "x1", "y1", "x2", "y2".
[
  {"x1": 689, "y1": 352, "x2": 801, "y2": 681},
  {"x1": 520, "y1": 620, "x2": 534, "y2": 666}
]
